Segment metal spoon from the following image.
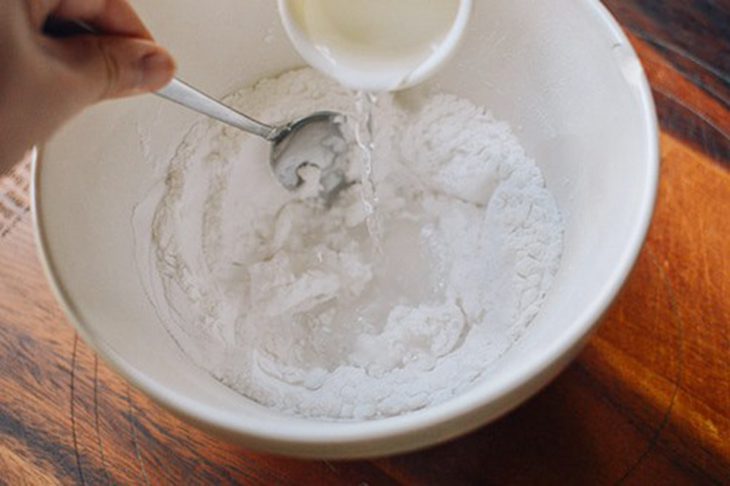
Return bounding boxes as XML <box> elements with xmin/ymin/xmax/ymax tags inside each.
<box><xmin>43</xmin><ymin>18</ymin><xmax>349</xmax><ymax>198</ymax></box>
<box><xmin>158</xmin><ymin>80</ymin><xmax>349</xmax><ymax>197</ymax></box>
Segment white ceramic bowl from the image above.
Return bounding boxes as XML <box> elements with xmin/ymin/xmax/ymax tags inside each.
<box><xmin>34</xmin><ymin>0</ymin><xmax>658</xmax><ymax>458</ymax></box>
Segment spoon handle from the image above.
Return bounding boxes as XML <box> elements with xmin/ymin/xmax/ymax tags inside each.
<box><xmin>157</xmin><ymin>79</ymin><xmax>278</xmax><ymax>140</ymax></box>
<box><xmin>43</xmin><ymin>17</ymin><xmax>279</xmax><ymax>141</ymax></box>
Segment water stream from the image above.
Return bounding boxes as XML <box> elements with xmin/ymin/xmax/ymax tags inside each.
<box><xmin>354</xmin><ymin>91</ymin><xmax>383</xmax><ymax>253</ymax></box>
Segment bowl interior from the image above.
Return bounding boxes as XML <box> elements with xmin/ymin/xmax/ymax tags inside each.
<box><xmin>36</xmin><ymin>0</ymin><xmax>656</xmax><ymax>456</ymax></box>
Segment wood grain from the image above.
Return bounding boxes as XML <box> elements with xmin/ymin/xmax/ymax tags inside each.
<box><xmin>1</xmin><ymin>1</ymin><xmax>729</xmax><ymax>484</ymax></box>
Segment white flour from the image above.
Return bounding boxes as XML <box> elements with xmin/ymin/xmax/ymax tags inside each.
<box><xmin>137</xmin><ymin>68</ymin><xmax>563</xmax><ymax>420</ymax></box>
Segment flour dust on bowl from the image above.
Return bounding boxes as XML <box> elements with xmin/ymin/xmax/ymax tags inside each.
<box><xmin>34</xmin><ymin>0</ymin><xmax>658</xmax><ymax>458</ymax></box>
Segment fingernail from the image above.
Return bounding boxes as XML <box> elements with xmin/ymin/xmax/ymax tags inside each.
<box><xmin>140</xmin><ymin>51</ymin><xmax>175</xmax><ymax>90</ymax></box>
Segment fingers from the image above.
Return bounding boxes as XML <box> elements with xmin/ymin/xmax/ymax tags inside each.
<box><xmin>33</xmin><ymin>0</ymin><xmax>173</xmax><ymax>100</ymax></box>
<box><xmin>27</xmin><ymin>0</ymin><xmax>151</xmax><ymax>39</ymax></box>
<box><xmin>52</xmin><ymin>35</ymin><xmax>175</xmax><ymax>102</ymax></box>
<box><xmin>30</xmin><ymin>0</ymin><xmax>175</xmax><ymax>104</ymax></box>
<box><xmin>53</xmin><ymin>0</ymin><xmax>152</xmax><ymax>38</ymax></box>
<box><xmin>25</xmin><ymin>0</ymin><xmax>62</xmax><ymax>29</ymax></box>
<box><xmin>2</xmin><ymin>0</ymin><xmax>171</xmax><ymax>168</ymax></box>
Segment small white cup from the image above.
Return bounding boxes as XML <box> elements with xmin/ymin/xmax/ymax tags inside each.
<box><xmin>278</xmin><ymin>0</ymin><xmax>473</xmax><ymax>92</ymax></box>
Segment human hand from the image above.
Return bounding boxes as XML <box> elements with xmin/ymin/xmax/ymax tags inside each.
<box><xmin>0</xmin><ymin>0</ymin><xmax>176</xmax><ymax>172</ymax></box>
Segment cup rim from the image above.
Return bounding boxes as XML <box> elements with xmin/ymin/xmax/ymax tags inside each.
<box><xmin>32</xmin><ymin>0</ymin><xmax>659</xmax><ymax>458</ymax></box>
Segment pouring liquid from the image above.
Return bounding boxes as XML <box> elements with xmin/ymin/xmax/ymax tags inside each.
<box><xmin>353</xmin><ymin>91</ymin><xmax>383</xmax><ymax>254</ymax></box>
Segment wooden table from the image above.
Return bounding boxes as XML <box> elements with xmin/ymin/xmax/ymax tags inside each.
<box><xmin>1</xmin><ymin>1</ymin><xmax>728</xmax><ymax>484</ymax></box>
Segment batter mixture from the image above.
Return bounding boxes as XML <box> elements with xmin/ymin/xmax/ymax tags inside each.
<box><xmin>136</xmin><ymin>68</ymin><xmax>563</xmax><ymax>419</ymax></box>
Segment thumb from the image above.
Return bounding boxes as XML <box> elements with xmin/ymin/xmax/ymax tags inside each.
<box><xmin>55</xmin><ymin>36</ymin><xmax>176</xmax><ymax>102</ymax></box>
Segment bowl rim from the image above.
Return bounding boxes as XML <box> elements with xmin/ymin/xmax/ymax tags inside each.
<box><xmin>32</xmin><ymin>0</ymin><xmax>659</xmax><ymax>457</ymax></box>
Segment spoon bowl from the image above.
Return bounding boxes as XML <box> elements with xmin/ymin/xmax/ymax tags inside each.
<box><xmin>270</xmin><ymin>111</ymin><xmax>350</xmax><ymax>195</ymax></box>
